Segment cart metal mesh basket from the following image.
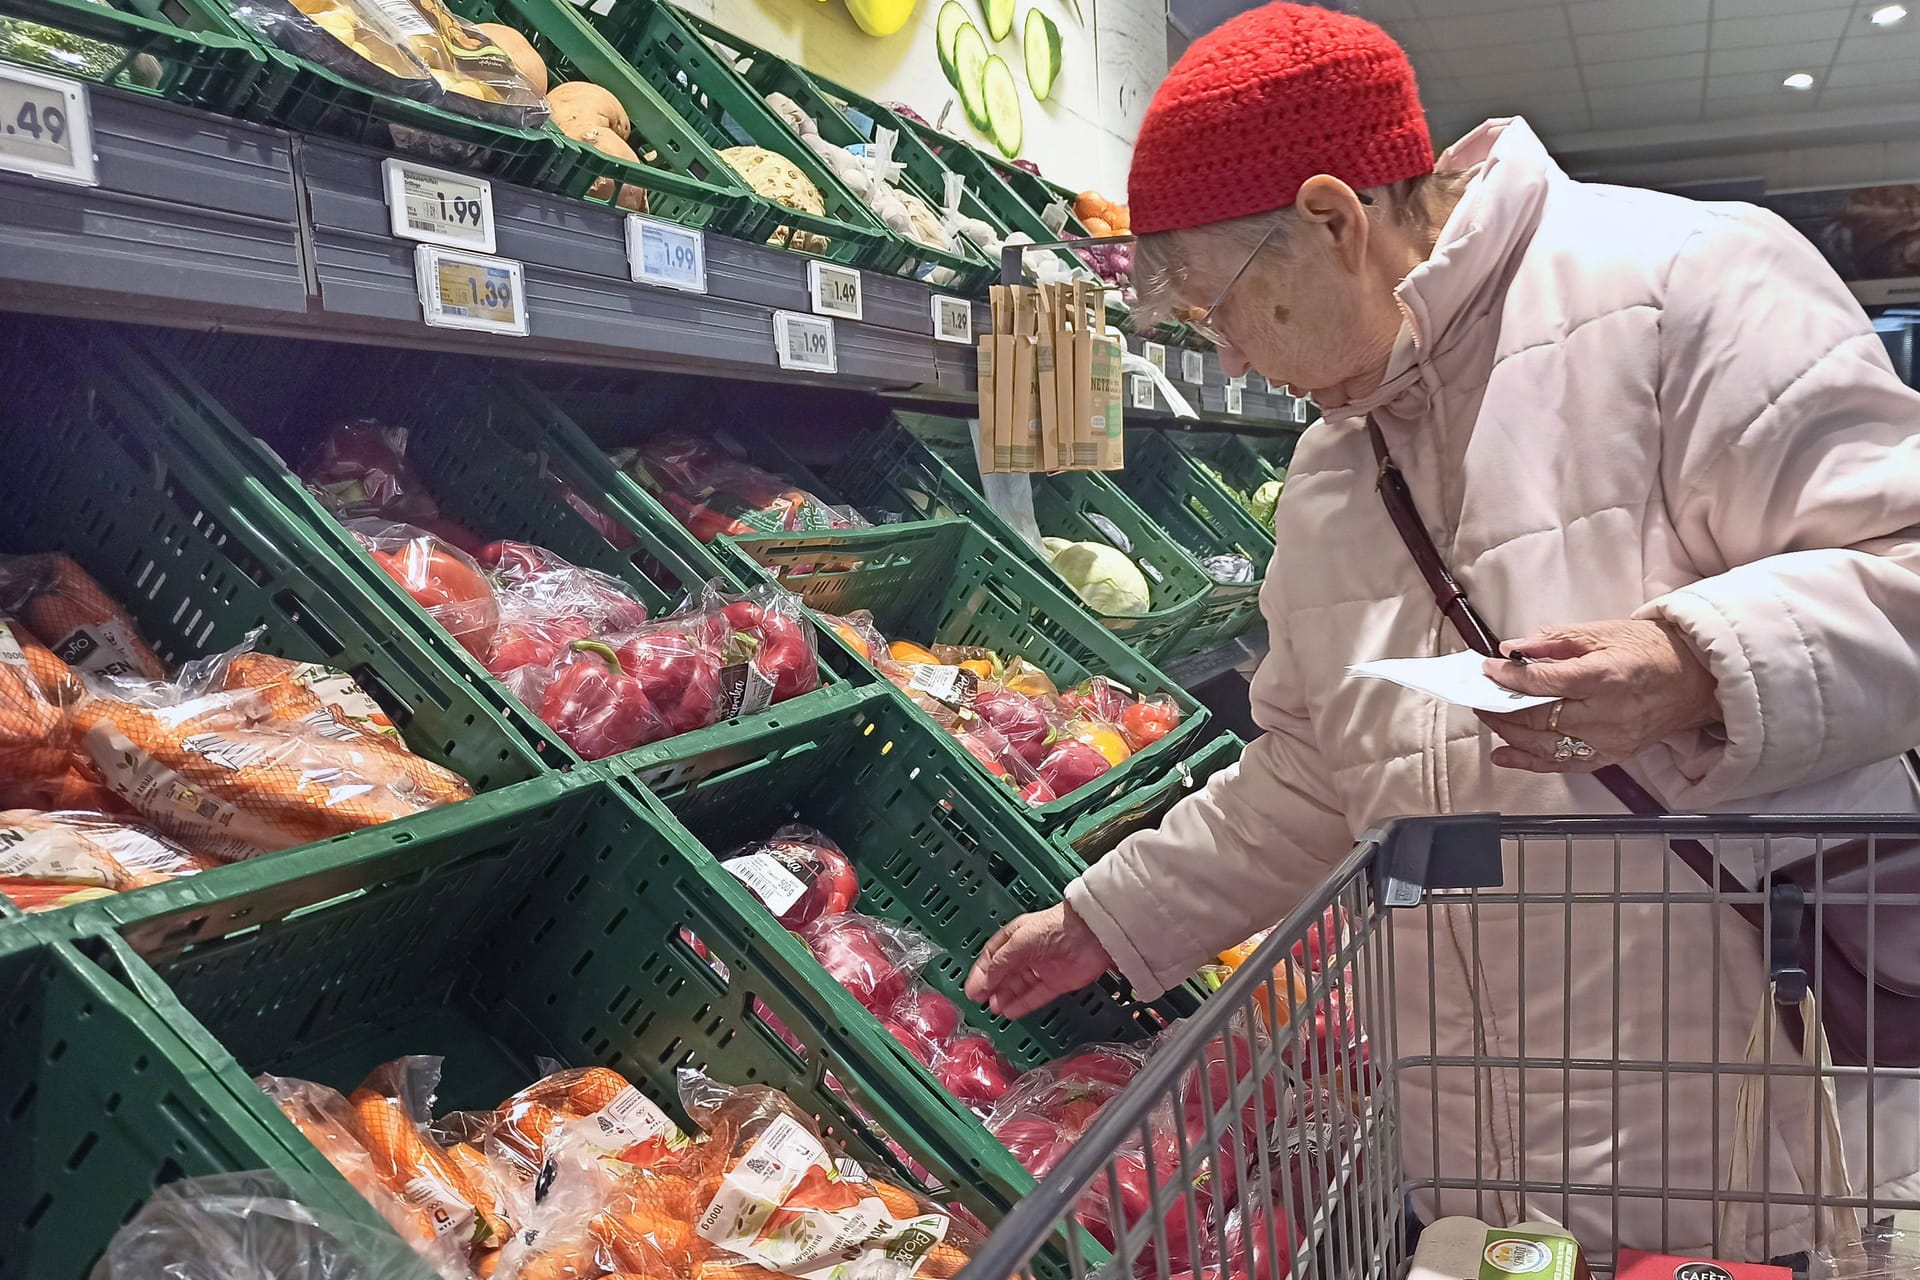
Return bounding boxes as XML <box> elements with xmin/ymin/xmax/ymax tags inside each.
<box><xmin>961</xmin><ymin>813</ymin><xmax>1920</xmax><ymax>1280</ymax></box>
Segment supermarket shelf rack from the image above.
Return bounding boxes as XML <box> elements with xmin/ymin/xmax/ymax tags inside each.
<box><xmin>0</xmin><ymin>80</ymin><xmax>1311</xmax><ymax>429</ymax></box>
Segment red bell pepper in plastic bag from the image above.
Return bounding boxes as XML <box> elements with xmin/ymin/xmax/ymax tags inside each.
<box><xmin>539</xmin><ymin>640</ymin><xmax>667</xmax><ymax>760</ymax></box>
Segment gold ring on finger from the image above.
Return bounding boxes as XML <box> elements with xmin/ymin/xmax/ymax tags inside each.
<box><xmin>1547</xmin><ymin>702</ymin><xmax>1564</xmax><ymax>733</ymax></box>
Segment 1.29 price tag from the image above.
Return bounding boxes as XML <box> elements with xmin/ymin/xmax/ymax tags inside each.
<box><xmin>932</xmin><ymin>295</ymin><xmax>972</xmax><ymax>344</ymax></box>
<box><xmin>382</xmin><ymin>159</ymin><xmax>493</xmax><ymax>252</ymax></box>
<box><xmin>1180</xmin><ymin>349</ymin><xmax>1204</xmax><ymax>384</ymax></box>
<box><xmin>774</xmin><ymin>310</ymin><xmax>836</xmax><ymax>373</ymax></box>
<box><xmin>0</xmin><ymin>65</ymin><xmax>94</xmax><ymax>186</ymax></box>
<box><xmin>627</xmin><ymin>214</ymin><xmax>706</xmax><ymax>293</ymax></box>
<box><xmin>807</xmin><ymin>261</ymin><xmax>863</xmax><ymax>321</ymax></box>
<box><xmin>415</xmin><ymin>246</ymin><xmax>528</xmax><ymax>336</ymax></box>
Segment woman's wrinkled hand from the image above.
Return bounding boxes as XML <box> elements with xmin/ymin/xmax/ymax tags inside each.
<box><xmin>1478</xmin><ymin>620</ymin><xmax>1720</xmax><ymax>773</ymax></box>
<box><xmin>965</xmin><ymin>902</ymin><xmax>1115</xmax><ymax>1020</ymax></box>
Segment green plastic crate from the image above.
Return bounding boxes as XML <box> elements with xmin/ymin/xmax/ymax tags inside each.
<box><xmin>89</xmin><ymin>772</ymin><xmax>1081</xmax><ymax>1239</ymax></box>
<box><xmin>0</xmin><ymin>322</ymin><xmax>550</xmax><ymax>923</ymax></box>
<box><xmin>1245</xmin><ymin>426</ymin><xmax>1306</xmax><ymax>475</ymax></box>
<box><xmin>424</xmin><ymin>0</ymin><xmax>760</xmax><ymax>231</ymax></box>
<box><xmin>827</xmin><ymin>416</ymin><xmax>1209</xmax><ymax>663</ymax></box>
<box><xmin>679</xmin><ymin>16</ymin><xmax>994</xmax><ymax>293</ymax></box>
<box><xmin>611</xmin><ymin>689</ymin><xmax>1199</xmax><ymax>1159</ymax></box>
<box><xmin>510</xmin><ymin>0</ymin><xmax>892</xmax><ymax>267</ymax></box>
<box><xmin>1173</xmin><ymin>428</ymin><xmax>1284</xmax><ymax>503</ymax></box>
<box><xmin>729</xmin><ymin>518</ymin><xmax>1211</xmax><ymax>831</ymax></box>
<box><xmin>1113</xmin><ymin>429</ymin><xmax>1271</xmax><ymax>657</ymax></box>
<box><xmin>1055</xmin><ymin>730</ymin><xmax>1243</xmax><ymax>869</ymax></box>
<box><xmin>0</xmin><ymin>928</ymin><xmax>427</xmax><ymax>1280</ymax></box>
<box><xmin>0</xmin><ymin>0</ymin><xmax>264</xmax><ymax>113</ymax></box>
<box><xmin>130</xmin><ymin>330</ymin><xmax>852</xmax><ymax>777</ymax></box>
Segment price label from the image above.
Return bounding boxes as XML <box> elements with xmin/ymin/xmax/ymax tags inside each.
<box><xmin>1225</xmin><ymin>382</ymin><xmax>1244</xmax><ymax>416</ymax></box>
<box><xmin>1180</xmin><ymin>350</ymin><xmax>1204</xmax><ymax>384</ymax></box>
<box><xmin>1143</xmin><ymin>342</ymin><xmax>1166</xmax><ymax>376</ymax></box>
<box><xmin>774</xmin><ymin>310</ymin><xmax>837</xmax><ymax>373</ymax></box>
<box><xmin>932</xmin><ymin>295</ymin><xmax>973</xmax><ymax>344</ymax></box>
<box><xmin>0</xmin><ymin>65</ymin><xmax>94</xmax><ymax>186</ymax></box>
<box><xmin>1131</xmin><ymin>375</ymin><xmax>1156</xmax><ymax>411</ymax></box>
<box><xmin>415</xmin><ymin>247</ymin><xmax>528</xmax><ymax>336</ymax></box>
<box><xmin>382</xmin><ymin>159</ymin><xmax>493</xmax><ymax>252</ymax></box>
<box><xmin>627</xmin><ymin>214</ymin><xmax>707</xmax><ymax>293</ymax></box>
<box><xmin>807</xmin><ymin>261</ymin><xmax>863</xmax><ymax>320</ymax></box>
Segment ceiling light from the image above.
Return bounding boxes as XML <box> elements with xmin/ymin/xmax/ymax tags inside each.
<box><xmin>1871</xmin><ymin>3</ymin><xmax>1908</xmax><ymax>26</ymax></box>
<box><xmin>1783</xmin><ymin>71</ymin><xmax>1816</xmax><ymax>89</ymax></box>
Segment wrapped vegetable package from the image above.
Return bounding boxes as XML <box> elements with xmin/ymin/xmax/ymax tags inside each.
<box><xmin>0</xmin><ymin>809</ymin><xmax>214</xmax><ymax>913</ymax></box>
<box><xmin>72</xmin><ymin>632</ymin><xmax>473</xmax><ymax>861</ymax></box>
<box><xmin>615</xmin><ymin>434</ymin><xmax>864</xmax><ymax>545</ymax></box>
<box><xmin>0</xmin><ymin>552</ymin><xmax>166</xmax><ymax>680</ymax></box>
<box><xmin>302</xmin><ymin>421</ymin><xmax>485</xmax><ymax>554</ymax></box>
<box><xmin>352</xmin><ymin>521</ymin><xmax>501</xmax><ymax>660</ymax></box>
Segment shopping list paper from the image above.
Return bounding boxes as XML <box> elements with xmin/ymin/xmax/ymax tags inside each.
<box><xmin>1346</xmin><ymin>650</ymin><xmax>1561</xmax><ymax>714</ymax></box>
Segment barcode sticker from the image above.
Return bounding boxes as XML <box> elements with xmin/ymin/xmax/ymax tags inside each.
<box><xmin>723</xmin><ymin>853</ymin><xmax>809</xmax><ymax>918</ymax></box>
<box><xmin>578</xmin><ymin>1086</ymin><xmax>677</xmax><ymax>1152</ymax></box>
<box><xmin>402</xmin><ymin>1175</ymin><xmax>472</xmax><ymax>1239</ymax></box>
<box><xmin>907</xmin><ymin>663</ymin><xmax>977</xmax><ymax>706</ymax></box>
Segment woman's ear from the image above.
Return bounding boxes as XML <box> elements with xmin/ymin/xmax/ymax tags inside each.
<box><xmin>1294</xmin><ymin>174</ymin><xmax>1370</xmax><ymax>274</ymax></box>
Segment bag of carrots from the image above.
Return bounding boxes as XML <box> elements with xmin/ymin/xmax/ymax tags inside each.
<box><xmin>0</xmin><ymin>809</ymin><xmax>215</xmax><ymax>913</ymax></box>
<box><xmin>71</xmin><ymin>630</ymin><xmax>472</xmax><ymax>861</ymax></box>
<box><xmin>0</xmin><ymin>553</ymin><xmax>166</xmax><ymax>681</ymax></box>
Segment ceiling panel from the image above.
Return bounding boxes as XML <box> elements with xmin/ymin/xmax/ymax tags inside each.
<box><xmin>1579</xmin><ymin>51</ymin><xmax>1706</xmax><ymax>88</ymax></box>
<box><xmin>1710</xmin><ymin>9</ymin><xmax>1857</xmax><ymax>48</ymax></box>
<box><xmin>1422</xmin><ymin>4</ymin><xmax>1569</xmax><ymax>48</ymax></box>
<box><xmin>1578</xmin><ymin>23</ymin><xmax>1709</xmax><ymax>63</ymax></box>
<box><xmin>1708</xmin><ymin>41</ymin><xmax>1840</xmax><ymax>75</ymax></box>
<box><xmin>1566</xmin><ymin>0</ymin><xmax>1708</xmax><ymax>36</ymax></box>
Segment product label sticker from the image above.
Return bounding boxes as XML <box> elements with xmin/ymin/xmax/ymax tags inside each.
<box><xmin>50</xmin><ymin>621</ymin><xmax>143</xmax><ymax>678</ymax></box>
<box><xmin>0</xmin><ymin>621</ymin><xmax>28</xmax><ymax>669</ymax></box>
<box><xmin>577</xmin><ymin>1086</ymin><xmax>678</xmax><ymax>1152</ymax></box>
<box><xmin>1478</xmin><ymin>1228</ymin><xmax>1578</xmax><ymax>1280</ymax></box>
<box><xmin>0</xmin><ymin>823</ymin><xmax>82</xmax><ymax>880</ymax></box>
<box><xmin>401</xmin><ymin>1174</ymin><xmax>473</xmax><ymax>1239</ymax></box>
<box><xmin>84</xmin><ymin>724</ymin><xmax>254</xmax><ymax>861</ymax></box>
<box><xmin>907</xmin><ymin>663</ymin><xmax>978</xmax><ymax>706</ymax></box>
<box><xmin>723</xmin><ymin>853</ymin><xmax>810</xmax><ymax>918</ymax></box>
<box><xmin>181</xmin><ymin>731</ymin><xmax>269</xmax><ymax>771</ymax></box>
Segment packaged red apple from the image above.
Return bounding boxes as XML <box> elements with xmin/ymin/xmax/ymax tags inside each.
<box><xmin>615</xmin><ymin>432</ymin><xmax>865</xmax><ymax>544</ymax></box>
<box><xmin>301</xmin><ymin>421</ymin><xmax>484</xmax><ymax>555</ymax></box>
<box><xmin>799</xmin><ymin>912</ymin><xmax>938</xmax><ymax>1014</ymax></box>
<box><xmin>347</xmin><ymin>520</ymin><xmax>500</xmax><ymax>660</ymax></box>
<box><xmin>721</xmin><ymin>824</ymin><xmax>859</xmax><ymax>928</ymax></box>
<box><xmin>676</xmin><ymin>1069</ymin><xmax>978</xmax><ymax>1280</ymax></box>
<box><xmin>924</xmin><ymin>1033</ymin><xmax>1017</xmax><ymax>1115</ymax></box>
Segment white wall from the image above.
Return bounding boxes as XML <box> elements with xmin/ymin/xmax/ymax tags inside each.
<box><xmin>668</xmin><ymin>0</ymin><xmax>1167</xmax><ymax>193</ymax></box>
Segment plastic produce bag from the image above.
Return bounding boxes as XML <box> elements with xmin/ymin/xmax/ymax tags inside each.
<box><xmin>1200</xmin><ymin>553</ymin><xmax>1256</xmax><ymax>585</ymax></box>
<box><xmin>72</xmin><ymin>630</ymin><xmax>472</xmax><ymax>860</ymax></box>
<box><xmin>349</xmin><ymin>521</ymin><xmax>501</xmax><ymax>660</ymax></box>
<box><xmin>1817</xmin><ymin>1229</ymin><xmax>1920</xmax><ymax>1279</ymax></box>
<box><xmin>799</xmin><ymin>912</ymin><xmax>938</xmax><ymax>1014</ymax></box>
<box><xmin>720</xmin><ymin>825</ymin><xmax>858</xmax><ymax>929</ymax></box>
<box><xmin>0</xmin><ymin>809</ymin><xmax>214</xmax><ymax>913</ymax></box>
<box><xmin>91</xmin><ymin>1171</ymin><xmax>440</xmax><ymax>1280</ymax></box>
<box><xmin>0</xmin><ymin>552</ymin><xmax>166</xmax><ymax>680</ymax></box>
<box><xmin>476</xmin><ymin>539</ymin><xmax>649</xmax><ymax>701</ymax></box>
<box><xmin>348</xmin><ymin>1057</ymin><xmax>515</xmax><ymax>1257</ymax></box>
<box><xmin>490</xmin><ymin>1064</ymin><xmax>684</xmax><ymax>1182</ymax></box>
<box><xmin>615</xmin><ymin>434</ymin><xmax>865</xmax><ymax>543</ymax></box>
<box><xmin>302</xmin><ymin>422</ymin><xmax>485</xmax><ymax>555</ymax></box>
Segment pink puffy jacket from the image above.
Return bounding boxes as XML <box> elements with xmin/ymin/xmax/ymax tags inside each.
<box><xmin>1070</xmin><ymin>118</ymin><xmax>1920</xmax><ymax>1259</ymax></box>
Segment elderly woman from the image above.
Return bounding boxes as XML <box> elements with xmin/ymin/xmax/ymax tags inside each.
<box><xmin>966</xmin><ymin>1</ymin><xmax>1920</xmax><ymax>1263</ymax></box>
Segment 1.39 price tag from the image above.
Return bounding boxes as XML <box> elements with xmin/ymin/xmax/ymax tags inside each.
<box><xmin>774</xmin><ymin>310</ymin><xmax>836</xmax><ymax>373</ymax></box>
<box><xmin>382</xmin><ymin>159</ymin><xmax>493</xmax><ymax>252</ymax></box>
<box><xmin>807</xmin><ymin>261</ymin><xmax>863</xmax><ymax>321</ymax></box>
<box><xmin>627</xmin><ymin>214</ymin><xmax>707</xmax><ymax>293</ymax></box>
<box><xmin>415</xmin><ymin>246</ymin><xmax>528</xmax><ymax>336</ymax></box>
<box><xmin>0</xmin><ymin>65</ymin><xmax>94</xmax><ymax>186</ymax></box>
<box><xmin>1180</xmin><ymin>349</ymin><xmax>1204</xmax><ymax>384</ymax></box>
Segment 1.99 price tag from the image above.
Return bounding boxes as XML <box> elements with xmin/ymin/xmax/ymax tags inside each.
<box><xmin>774</xmin><ymin>310</ymin><xmax>836</xmax><ymax>373</ymax></box>
<box><xmin>382</xmin><ymin>159</ymin><xmax>494</xmax><ymax>252</ymax></box>
<box><xmin>415</xmin><ymin>246</ymin><xmax>528</xmax><ymax>336</ymax></box>
<box><xmin>0</xmin><ymin>65</ymin><xmax>94</xmax><ymax>186</ymax></box>
<box><xmin>627</xmin><ymin>214</ymin><xmax>707</xmax><ymax>293</ymax></box>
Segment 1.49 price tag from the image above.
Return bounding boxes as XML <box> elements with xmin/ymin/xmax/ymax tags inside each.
<box><xmin>807</xmin><ymin>261</ymin><xmax>863</xmax><ymax>320</ymax></box>
<box><xmin>415</xmin><ymin>246</ymin><xmax>528</xmax><ymax>336</ymax></box>
<box><xmin>0</xmin><ymin>65</ymin><xmax>94</xmax><ymax>186</ymax></box>
<box><xmin>774</xmin><ymin>310</ymin><xmax>836</xmax><ymax>373</ymax></box>
<box><xmin>382</xmin><ymin>159</ymin><xmax>493</xmax><ymax>252</ymax></box>
<box><xmin>627</xmin><ymin>214</ymin><xmax>707</xmax><ymax>293</ymax></box>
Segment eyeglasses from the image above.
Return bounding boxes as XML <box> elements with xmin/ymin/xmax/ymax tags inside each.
<box><xmin>1174</xmin><ymin>191</ymin><xmax>1372</xmax><ymax>347</ymax></box>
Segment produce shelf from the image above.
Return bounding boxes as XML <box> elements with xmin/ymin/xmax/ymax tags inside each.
<box><xmin>729</xmin><ymin>517</ymin><xmax>1211</xmax><ymax>832</ymax></box>
<box><xmin>1114</xmin><ymin>428</ymin><xmax>1271</xmax><ymax>659</ymax></box>
<box><xmin>130</xmin><ymin>327</ymin><xmax>860</xmax><ymax>778</ymax></box>
<box><xmin>0</xmin><ymin>929</ymin><xmax>426</xmax><ymax>1279</ymax></box>
<box><xmin>64</xmin><ymin>774</ymin><xmax>1079</xmax><ymax>1247</ymax></box>
<box><xmin>0</xmin><ymin>318</ymin><xmax>552</xmax><ymax>928</ymax></box>
<box><xmin>610</xmin><ymin>690</ymin><xmax>1201</xmax><ymax>1191</ymax></box>
<box><xmin>828</xmin><ymin>415</ymin><xmax>1211</xmax><ymax>663</ymax></box>
<box><xmin>0</xmin><ymin>0</ymin><xmax>265</xmax><ymax>112</ymax></box>
<box><xmin>1055</xmin><ymin>730</ymin><xmax>1244</xmax><ymax>869</ymax></box>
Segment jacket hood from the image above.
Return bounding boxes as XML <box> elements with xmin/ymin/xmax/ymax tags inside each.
<box><xmin>1323</xmin><ymin>116</ymin><xmax>1563</xmax><ymax>420</ymax></box>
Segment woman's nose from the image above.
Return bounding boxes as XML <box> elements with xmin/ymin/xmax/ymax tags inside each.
<box><xmin>1217</xmin><ymin>342</ymin><xmax>1253</xmax><ymax>379</ymax></box>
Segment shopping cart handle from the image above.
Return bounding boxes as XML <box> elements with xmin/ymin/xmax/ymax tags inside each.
<box><xmin>1769</xmin><ymin>880</ymin><xmax>1809</xmax><ymax>1006</ymax></box>
<box><xmin>1373</xmin><ymin>812</ymin><xmax>1504</xmax><ymax>907</ymax></box>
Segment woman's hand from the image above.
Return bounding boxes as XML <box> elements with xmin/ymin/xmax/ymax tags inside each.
<box><xmin>1478</xmin><ymin>620</ymin><xmax>1720</xmax><ymax>773</ymax></box>
<box><xmin>965</xmin><ymin>902</ymin><xmax>1115</xmax><ymax>1020</ymax></box>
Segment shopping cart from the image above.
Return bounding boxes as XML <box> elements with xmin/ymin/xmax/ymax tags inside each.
<box><xmin>960</xmin><ymin>813</ymin><xmax>1920</xmax><ymax>1280</ymax></box>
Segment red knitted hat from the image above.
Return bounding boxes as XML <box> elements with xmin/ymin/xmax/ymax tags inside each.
<box><xmin>1129</xmin><ymin>2</ymin><xmax>1433</xmax><ymax>235</ymax></box>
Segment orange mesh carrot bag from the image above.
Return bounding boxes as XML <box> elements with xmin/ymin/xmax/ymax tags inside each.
<box><xmin>0</xmin><ymin>553</ymin><xmax>165</xmax><ymax>680</ymax></box>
